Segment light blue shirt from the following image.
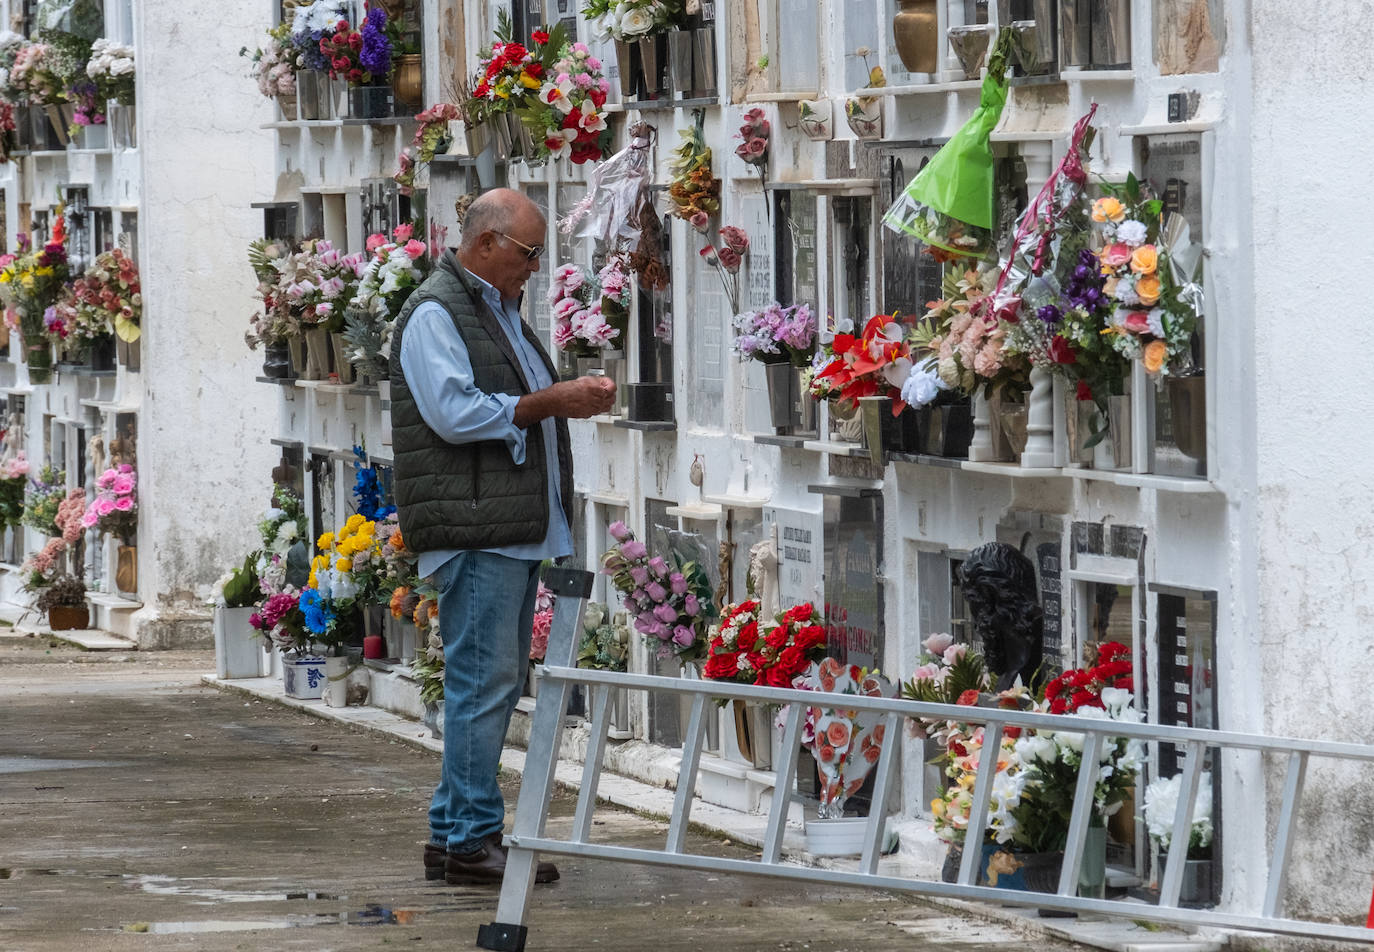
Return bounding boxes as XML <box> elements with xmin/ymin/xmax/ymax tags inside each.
<box><xmin>399</xmin><ymin>269</ymin><xmax>572</xmax><ymax>579</ymax></box>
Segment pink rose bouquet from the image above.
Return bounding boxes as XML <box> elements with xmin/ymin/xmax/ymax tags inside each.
<box><xmin>600</xmin><ymin>521</ymin><xmax>716</xmax><ymax>665</ymax></box>
<box><xmin>548</xmin><ymin>262</ymin><xmax>620</xmax><ymax>357</ymax></box>
<box><xmin>81</xmin><ymin>465</ymin><xmax>137</xmax><ymax>541</ymax></box>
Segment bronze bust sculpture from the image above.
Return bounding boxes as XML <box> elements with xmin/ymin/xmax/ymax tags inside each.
<box><xmin>958</xmin><ymin>542</ymin><xmax>1045</xmax><ymax>691</ymax></box>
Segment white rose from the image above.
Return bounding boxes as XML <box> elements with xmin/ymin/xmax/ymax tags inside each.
<box><xmin>619</xmin><ymin>7</ymin><xmax>655</xmax><ymax>35</ymax></box>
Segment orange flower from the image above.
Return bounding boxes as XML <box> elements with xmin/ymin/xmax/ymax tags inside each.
<box><xmin>1130</xmin><ymin>244</ymin><xmax>1158</xmax><ymax>275</ymax></box>
<box><xmin>1135</xmin><ymin>274</ymin><xmax>1161</xmax><ymax>305</ymax></box>
<box><xmin>1092</xmin><ymin>197</ymin><xmax>1126</xmax><ymax>223</ymax></box>
<box><xmin>1143</xmin><ymin>340</ymin><xmax>1168</xmax><ymax>374</ymax></box>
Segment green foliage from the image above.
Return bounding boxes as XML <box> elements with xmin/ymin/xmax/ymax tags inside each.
<box><xmin>221</xmin><ymin>553</ymin><xmax>261</xmax><ymax>609</ymax></box>
<box><xmin>21</xmin><ymin>466</ymin><xmax>66</xmax><ymax>536</ymax></box>
<box><xmin>577</xmin><ymin>604</ymin><xmax>628</xmax><ymax>672</ymax></box>
<box><xmin>900</xmin><ymin>650</ymin><xmax>990</xmax><ymax>706</ymax></box>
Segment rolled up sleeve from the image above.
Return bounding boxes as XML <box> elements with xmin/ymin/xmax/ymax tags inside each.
<box><xmin>399</xmin><ymin>302</ymin><xmax>529</xmax><ymax>464</ymax></box>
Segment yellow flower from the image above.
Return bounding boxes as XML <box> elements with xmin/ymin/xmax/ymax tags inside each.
<box><xmin>1130</xmin><ymin>244</ymin><xmax>1158</xmax><ymax>275</ymax></box>
<box><xmin>317</xmin><ymin>531</ymin><xmax>335</xmax><ymax>550</ymax></box>
<box><xmin>34</xmin><ymin>266</ymin><xmax>52</xmax><ymax>277</ymax></box>
<box><xmin>20</xmin><ymin>274</ymin><xmax>34</xmax><ymax>290</ymax></box>
<box><xmin>345</xmin><ymin>514</ymin><xmax>364</xmax><ymax>531</ymax></box>
<box><xmin>1143</xmin><ymin>339</ymin><xmax>1168</xmax><ymax>374</ymax></box>
<box><xmin>335</xmin><ymin>557</ymin><xmax>352</xmax><ymax>572</ymax></box>
<box><xmin>931</xmin><ymin>797</ymin><xmax>947</xmax><ymax>819</ymax></box>
<box><xmin>518</xmin><ymin>70</ymin><xmax>541</xmax><ymax>89</ymax></box>
<box><xmin>1092</xmin><ymin>196</ymin><xmax>1126</xmax><ymax>223</ymax></box>
<box><xmin>0</xmin><ymin>271</ymin><xmax>12</xmax><ymax>284</ymax></box>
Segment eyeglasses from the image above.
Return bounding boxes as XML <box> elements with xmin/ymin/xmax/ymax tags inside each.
<box><xmin>496</xmin><ymin>232</ymin><xmax>546</xmax><ymax>261</ymax></box>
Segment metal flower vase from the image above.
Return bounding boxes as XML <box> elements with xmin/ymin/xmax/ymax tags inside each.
<box><xmin>764</xmin><ymin>360</ymin><xmax>801</xmax><ymax>433</ymax></box>
<box><xmin>892</xmin><ymin>0</ymin><xmax>940</xmax><ymax>74</ymax></box>
<box><xmin>302</xmin><ymin>326</ymin><xmax>331</xmax><ymax>380</ymax></box>
<box><xmin>637</xmin><ymin>35</ymin><xmax>669</xmax><ymax>99</ymax></box>
<box><xmin>613</xmin><ymin>40</ymin><xmax>640</xmax><ymax>99</ymax></box>
<box><xmin>1166</xmin><ymin>371</ymin><xmax>1206</xmax><ymax>462</ymax></box>
<box><xmin>329</xmin><ymin>332</ymin><xmax>355</xmax><ymax>384</ymax></box>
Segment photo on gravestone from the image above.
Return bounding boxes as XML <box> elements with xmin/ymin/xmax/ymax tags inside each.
<box><xmin>1150</xmin><ymin>587</ymin><xmax>1221</xmax><ymax>906</ymax></box>
<box><xmin>308</xmin><ymin>451</ymin><xmax>335</xmax><ymax>558</ymax></box>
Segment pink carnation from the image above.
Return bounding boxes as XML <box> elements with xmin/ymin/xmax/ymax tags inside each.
<box><xmin>113</xmin><ymin>496</ymin><xmax>134</xmax><ymax>512</ymax></box>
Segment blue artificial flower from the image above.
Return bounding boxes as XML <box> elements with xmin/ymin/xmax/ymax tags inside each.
<box><xmin>300</xmin><ymin>588</ymin><xmax>336</xmax><ymax>636</ymax></box>
<box><xmin>351</xmin><ymin>444</ymin><xmax>396</xmax><ymax>521</ymax></box>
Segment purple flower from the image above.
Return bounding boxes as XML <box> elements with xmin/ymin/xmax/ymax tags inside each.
<box><xmin>629</xmin><ymin>565</ymin><xmax>649</xmax><ymax>588</ymax></box>
<box><xmin>359</xmin><ymin>7</ymin><xmax>392</xmax><ymax>78</ymax></box>
<box><xmin>684</xmin><ymin>594</ymin><xmax>700</xmax><ymax>616</ymax></box>
<box><xmin>1036</xmin><ymin>304</ymin><xmax>1062</xmax><ymax>325</ymax></box>
<box><xmin>649</xmin><ymin>621</ymin><xmax>669</xmax><ymax>639</ymax></box>
<box><xmin>646</xmin><ymin>582</ymin><xmax>668</xmax><ymax>603</ymax></box>
<box><xmin>648</xmin><ymin>556</ymin><xmax>668</xmax><ymax>577</ymax></box>
<box><xmin>672</xmin><ymin>625</ymin><xmax>695</xmax><ymax>647</ymax></box>
<box><xmin>623</xmin><ymin>597</ymin><xmax>639</xmax><ymax>614</ymax></box>
<box><xmin>669</xmin><ymin>572</ymin><xmax>687</xmax><ymax>595</ymax></box>
<box><xmin>621</xmin><ymin>540</ymin><xmax>647</xmax><ymax>560</ymax></box>
<box><xmin>634</xmin><ymin>615</ymin><xmax>655</xmax><ymax>634</ymax></box>
<box><xmin>653</xmin><ymin>603</ymin><xmax>677</xmax><ymax>624</ymax></box>
<box><xmin>609</xmin><ymin>520</ymin><xmax>632</xmax><ymax>542</ymax></box>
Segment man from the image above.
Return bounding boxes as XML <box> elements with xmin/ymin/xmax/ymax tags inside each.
<box><xmin>389</xmin><ymin>189</ymin><xmax>615</xmax><ymax>886</ymax></box>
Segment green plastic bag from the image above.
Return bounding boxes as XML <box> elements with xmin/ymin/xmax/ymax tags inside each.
<box><xmin>883</xmin><ymin>27</ymin><xmax>1014</xmax><ymax>259</ymax></box>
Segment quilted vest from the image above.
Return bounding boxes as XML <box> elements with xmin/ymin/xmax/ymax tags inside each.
<box><xmin>388</xmin><ymin>251</ymin><xmax>573</xmax><ymax>554</ymax></box>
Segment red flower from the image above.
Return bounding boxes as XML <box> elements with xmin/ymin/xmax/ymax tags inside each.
<box><xmin>1070</xmin><ymin>689</ymin><xmax>1101</xmax><ymax>710</ymax></box>
<box><xmin>1044</xmin><ymin>676</ymin><xmax>1064</xmax><ymax>699</ymax></box>
<box><xmin>1075</xmin><ymin>380</ymin><xmax>1093</xmax><ymax>402</ymax></box>
<box><xmin>1049</xmin><ymin>697</ymin><xmax>1068</xmax><ymax>714</ymax></box>
<box><xmin>589</xmin><ymin>87</ymin><xmax>607</xmax><ymax>108</ymax></box>
<box><xmin>1048</xmin><ymin>335</ymin><xmax>1077</xmax><ymax>365</ymax></box>
<box><xmin>348</xmin><ymin>32</ymin><xmax>363</xmax><ymax>51</ymax></box>
<box><xmin>525</xmin><ymin>62</ymin><xmax>544</xmax><ymax>79</ymax></box>
<box><xmin>531</xmin><ymin>30</ymin><xmax>549</xmax><ymax>44</ymax></box>
<box><xmin>956</xmin><ymin>689</ymin><xmax>980</xmax><ymax>706</ymax></box>
<box><xmin>763</xmin><ymin>625</ymin><xmax>788</xmax><ymax>650</ymax></box>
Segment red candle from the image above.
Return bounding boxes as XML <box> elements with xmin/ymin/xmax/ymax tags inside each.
<box><xmin>363</xmin><ymin>634</ymin><xmax>384</xmax><ymax>659</ymax></box>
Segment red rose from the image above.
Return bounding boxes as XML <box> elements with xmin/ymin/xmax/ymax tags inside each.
<box><xmin>348</xmin><ymin>32</ymin><xmax>363</xmax><ymax>51</ymax></box>
<box><xmin>1075</xmin><ymin>380</ymin><xmax>1093</xmax><ymax>401</ymax></box>
<box><xmin>956</xmin><ymin>689</ymin><xmax>980</xmax><ymax>706</ymax></box>
<box><xmin>764</xmin><ymin>666</ymin><xmax>793</xmax><ymax>688</ymax></box>
<box><xmin>526</xmin><ymin>62</ymin><xmax>543</xmax><ymax>78</ymax></box>
<box><xmin>1050</xmin><ymin>697</ymin><xmax>1068</xmax><ymax>714</ymax></box>
<box><xmin>1070</xmin><ymin>689</ymin><xmax>1101</xmax><ymax>710</ymax></box>
<box><xmin>1048</xmin><ymin>335</ymin><xmax>1077</xmax><ymax>364</ymax></box>
<box><xmin>1004</xmin><ymin>726</ymin><xmax>1022</xmax><ymax>740</ymax></box>
<box><xmin>703</xmin><ymin>652</ymin><xmax>737</xmax><ymax>681</ymax></box>
<box><xmin>531</xmin><ymin>30</ymin><xmax>549</xmax><ymax>44</ymax></box>
<box><xmin>777</xmin><ymin>644</ymin><xmax>805</xmax><ymax>674</ymax></box>
<box><xmin>336</xmin><ymin>19</ymin><xmax>349</xmax><ymax>31</ymax></box>
<box><xmin>1044</xmin><ymin>677</ymin><xmax>1064</xmax><ymax>699</ymax></box>
<box><xmin>764</xmin><ymin>625</ymin><xmax>788</xmax><ymax>650</ymax></box>
<box><xmin>347</xmin><ymin>68</ymin><xmax>363</xmax><ymax>82</ymax></box>
<box><xmin>561</xmin><ymin>107</ymin><xmax>583</xmax><ymax>130</ymax></box>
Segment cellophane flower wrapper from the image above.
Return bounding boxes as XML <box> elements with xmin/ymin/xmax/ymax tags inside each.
<box><xmin>881</xmin><ymin>27</ymin><xmax>1012</xmax><ymax>259</ymax></box>
<box><xmin>559</xmin><ymin>125</ymin><xmax>653</xmax><ymax>246</ymax></box>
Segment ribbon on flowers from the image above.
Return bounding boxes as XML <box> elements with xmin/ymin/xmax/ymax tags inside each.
<box><xmin>976</xmin><ymin>103</ymin><xmax>1099</xmax><ymax>327</ymax></box>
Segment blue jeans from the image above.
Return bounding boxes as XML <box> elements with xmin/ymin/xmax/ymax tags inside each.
<box><xmin>427</xmin><ymin>550</ymin><xmax>540</xmax><ymax>853</ymax></box>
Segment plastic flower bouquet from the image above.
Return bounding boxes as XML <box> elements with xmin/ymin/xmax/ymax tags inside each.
<box><xmin>812</xmin><ymin>314</ymin><xmax>915</xmax><ymax>413</ymax></box>
<box><xmin>342</xmin><ymin>224</ymin><xmax>429</xmax><ymax>379</ymax></box>
<box><xmin>318</xmin><ymin>6</ymin><xmax>398</xmax><ymax>85</ymax></box>
<box><xmin>290</xmin><ymin>0</ymin><xmax>348</xmax><ymax>73</ymax></box>
<box><xmin>0</xmin><ymin>451</ymin><xmax>29</xmax><ymax>530</ymax></box>
<box><xmin>70</xmin><ymin>248</ymin><xmax>141</xmax><ymax>345</ymax></box>
<box><xmin>81</xmin><ymin>464</ymin><xmax>137</xmax><ymax>541</ymax></box>
<box><xmin>467</xmin><ymin>12</ymin><xmax>557</xmax><ymax>127</ymax></box>
<box><xmin>393</xmin><ymin>102</ymin><xmax>460</xmax><ymax>195</ymax></box>
<box><xmin>254</xmin><ymin>485</ymin><xmax>308</xmax><ymax>598</ymax></box>
<box><xmin>704</xmin><ymin>600</ymin><xmax>828</xmax><ymax>688</ymax></box>
<box><xmin>0</xmin><ymin>220</ymin><xmax>71</xmax><ymax>382</ymax></box>
<box><xmin>530</xmin><ymin>581</ymin><xmax>554</xmax><ymax>661</ymax></box>
<box><xmin>1091</xmin><ymin>177</ymin><xmax>1204</xmax><ymax>379</ymax></box>
<box><xmin>20</xmin><ymin>465</ymin><xmax>65</xmax><ymax>536</ymax></box>
<box><xmin>582</xmin><ymin>0</ymin><xmax>685</xmax><ymax>42</ymax></box>
<box><xmin>734</xmin><ymin>107</ymin><xmax>769</xmax><ymax>182</ymax></box>
<box><xmin>85</xmin><ymin>37</ymin><xmax>135</xmax><ymax>105</ymax></box>
<box><xmin>548</xmin><ymin>263</ymin><xmax>620</xmax><ymax>357</ymax></box>
<box><xmin>520</xmin><ymin>39</ymin><xmax>610</xmax><ymax>164</ymax></box>
<box><xmin>250</xmin><ymin>588</ymin><xmax>310</xmax><ymax>655</ymax></box>
<box><xmin>908</xmin><ymin>264</ymin><xmax>1029</xmax><ymax>402</ymax></box>
<box><xmin>577</xmin><ymin>601</ymin><xmax>630</xmax><ymax>672</ymax></box>
<box><xmin>8</xmin><ymin>41</ymin><xmax>62</xmax><ymax>104</ymax></box>
<box><xmin>700</xmin><ymin>224</ymin><xmax>748</xmax><ymax>313</ymax></box>
<box><xmin>731</xmin><ymin>301</ymin><xmax>816</xmax><ymax>367</ymax></box>
<box><xmin>667</xmin><ymin>119</ymin><xmax>720</xmax><ymax>227</ymax></box>
<box><xmin>1142</xmin><ymin>771</ymin><xmax>1213</xmax><ymax>858</ymax></box>
<box><xmin>244</xmin><ymin>23</ymin><xmax>296</xmax><ymax>100</ymax></box>
<box><xmin>245</xmin><ymin>238</ymin><xmax>299</xmax><ymax>349</ymax></box>
<box><xmin>601</xmin><ymin>520</ymin><xmax>716</xmax><ymax>666</ymax></box>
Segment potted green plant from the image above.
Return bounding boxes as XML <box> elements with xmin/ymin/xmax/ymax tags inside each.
<box><xmin>211</xmin><ymin>553</ymin><xmax>268</xmax><ymax>679</ymax></box>
<box><xmin>37</xmin><ymin>572</ymin><xmax>88</xmax><ymax>630</ymax></box>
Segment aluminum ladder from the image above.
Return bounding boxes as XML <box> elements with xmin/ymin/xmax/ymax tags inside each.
<box><xmin>476</xmin><ymin>568</ymin><xmax>1374</xmax><ymax>950</ymax></box>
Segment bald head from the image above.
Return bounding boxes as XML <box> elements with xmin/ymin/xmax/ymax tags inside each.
<box><xmin>458</xmin><ymin>188</ymin><xmax>542</xmax><ymax>253</ymax></box>
<box><xmin>456</xmin><ymin>188</ymin><xmax>547</xmax><ymax>302</ymax></box>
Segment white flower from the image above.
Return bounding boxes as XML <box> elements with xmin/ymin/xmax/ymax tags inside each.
<box><xmin>1099</xmin><ymin>686</ymin><xmax>1133</xmax><ymax>714</ymax></box>
<box><xmin>1116</xmin><ymin>220</ymin><xmax>1148</xmax><ymax>247</ymax></box>
<box><xmin>618</xmin><ymin>7</ymin><xmax>655</xmax><ymax>36</ymax></box>
<box><xmin>1146</xmin><ymin>307</ymin><xmax>1165</xmax><ymax>338</ymax></box>
<box><xmin>900</xmin><ymin>361</ymin><xmax>950</xmax><ymax>408</ymax></box>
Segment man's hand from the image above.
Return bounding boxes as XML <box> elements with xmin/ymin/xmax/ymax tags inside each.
<box><xmin>514</xmin><ymin>375</ymin><xmax>616</xmax><ymax>426</ymax></box>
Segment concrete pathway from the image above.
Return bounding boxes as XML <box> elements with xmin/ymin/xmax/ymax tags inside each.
<box><xmin>0</xmin><ymin>633</ymin><xmax>1221</xmax><ymax>951</ymax></box>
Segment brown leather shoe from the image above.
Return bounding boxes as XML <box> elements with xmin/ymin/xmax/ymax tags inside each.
<box><xmin>443</xmin><ymin>833</ymin><xmax>559</xmax><ymax>886</ymax></box>
<box><xmin>423</xmin><ymin>843</ymin><xmax>447</xmax><ymax>881</ymax></box>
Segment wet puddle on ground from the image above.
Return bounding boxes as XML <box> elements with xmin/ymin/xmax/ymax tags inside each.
<box><xmin>127</xmin><ymin>905</ymin><xmax>432</xmax><ymax>933</ymax></box>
